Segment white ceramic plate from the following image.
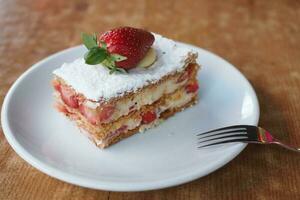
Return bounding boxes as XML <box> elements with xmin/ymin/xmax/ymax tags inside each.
<box><xmin>1</xmin><ymin>43</ymin><xmax>259</xmax><ymax>191</ymax></box>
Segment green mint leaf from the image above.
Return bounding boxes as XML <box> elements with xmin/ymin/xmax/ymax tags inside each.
<box><xmin>100</xmin><ymin>41</ymin><xmax>107</xmax><ymax>50</ymax></box>
<box><xmin>102</xmin><ymin>56</ymin><xmax>127</xmax><ymax>74</ymax></box>
<box><xmin>102</xmin><ymin>57</ymin><xmax>115</xmax><ymax>68</ymax></box>
<box><xmin>84</xmin><ymin>47</ymin><xmax>108</xmax><ymax>65</ymax></box>
<box><xmin>92</xmin><ymin>33</ymin><xmax>97</xmax><ymax>43</ymax></box>
<box><xmin>81</xmin><ymin>32</ymin><xmax>98</xmax><ymax>50</ymax></box>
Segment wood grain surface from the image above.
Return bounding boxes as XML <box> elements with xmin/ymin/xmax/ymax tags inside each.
<box><xmin>0</xmin><ymin>0</ymin><xmax>299</xmax><ymax>199</ymax></box>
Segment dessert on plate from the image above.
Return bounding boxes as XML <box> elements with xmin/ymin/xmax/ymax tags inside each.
<box><xmin>52</xmin><ymin>27</ymin><xmax>200</xmax><ymax>148</ymax></box>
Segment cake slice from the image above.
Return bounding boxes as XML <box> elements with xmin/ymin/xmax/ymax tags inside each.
<box><xmin>52</xmin><ymin>27</ymin><xmax>199</xmax><ymax>148</ymax></box>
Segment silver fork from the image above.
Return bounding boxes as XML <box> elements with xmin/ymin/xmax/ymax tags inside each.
<box><xmin>197</xmin><ymin>125</ymin><xmax>300</xmax><ymax>152</ymax></box>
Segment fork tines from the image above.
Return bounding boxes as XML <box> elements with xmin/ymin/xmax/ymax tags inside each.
<box><xmin>197</xmin><ymin>125</ymin><xmax>258</xmax><ymax>148</ymax></box>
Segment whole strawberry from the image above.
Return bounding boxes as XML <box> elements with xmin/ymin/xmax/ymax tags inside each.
<box><xmin>81</xmin><ymin>27</ymin><xmax>155</xmax><ymax>73</ymax></box>
<box><xmin>99</xmin><ymin>27</ymin><xmax>154</xmax><ymax>69</ymax></box>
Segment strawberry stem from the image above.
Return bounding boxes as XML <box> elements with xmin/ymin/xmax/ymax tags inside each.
<box><xmin>81</xmin><ymin>32</ymin><xmax>127</xmax><ymax>74</ymax></box>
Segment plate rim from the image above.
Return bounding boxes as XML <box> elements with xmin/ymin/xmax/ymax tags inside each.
<box><xmin>1</xmin><ymin>43</ymin><xmax>260</xmax><ymax>191</ymax></box>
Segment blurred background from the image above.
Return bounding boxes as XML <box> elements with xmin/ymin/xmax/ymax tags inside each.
<box><xmin>0</xmin><ymin>0</ymin><xmax>299</xmax><ymax>199</ymax></box>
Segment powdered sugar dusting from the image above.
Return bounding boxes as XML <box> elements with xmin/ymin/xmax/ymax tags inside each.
<box><xmin>53</xmin><ymin>34</ymin><xmax>196</xmax><ymax>101</ymax></box>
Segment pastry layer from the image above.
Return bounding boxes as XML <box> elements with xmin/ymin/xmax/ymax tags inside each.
<box><xmin>102</xmin><ymin>97</ymin><xmax>197</xmax><ymax>148</ymax></box>
<box><xmin>55</xmin><ymin>84</ymin><xmax>198</xmax><ymax>148</ymax></box>
<box><xmin>53</xmin><ymin>63</ymin><xmax>199</xmax><ymax>125</ymax></box>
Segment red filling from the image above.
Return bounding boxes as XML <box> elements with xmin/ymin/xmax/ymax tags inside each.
<box><xmin>79</xmin><ymin>103</ymin><xmax>115</xmax><ymax>125</ymax></box>
<box><xmin>185</xmin><ymin>82</ymin><xmax>199</xmax><ymax>93</ymax></box>
<box><xmin>98</xmin><ymin>104</ymin><xmax>115</xmax><ymax>122</ymax></box>
<box><xmin>53</xmin><ymin>81</ymin><xmax>115</xmax><ymax>124</ymax></box>
<box><xmin>53</xmin><ymin>81</ymin><xmax>79</xmax><ymax>108</ymax></box>
<box><xmin>141</xmin><ymin>111</ymin><xmax>157</xmax><ymax>124</ymax></box>
<box><xmin>52</xmin><ymin>79</ymin><xmax>61</xmax><ymax>91</ymax></box>
<box><xmin>177</xmin><ymin>64</ymin><xmax>194</xmax><ymax>83</ymax></box>
<box><xmin>60</xmin><ymin>85</ymin><xmax>79</xmax><ymax>108</ymax></box>
<box><xmin>55</xmin><ymin>103</ymin><xmax>68</xmax><ymax>114</ymax></box>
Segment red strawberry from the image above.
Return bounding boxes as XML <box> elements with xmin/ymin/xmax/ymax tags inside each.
<box><xmin>79</xmin><ymin>104</ymin><xmax>115</xmax><ymax>125</ymax></box>
<box><xmin>141</xmin><ymin>111</ymin><xmax>157</xmax><ymax>124</ymax></box>
<box><xmin>55</xmin><ymin>103</ymin><xmax>69</xmax><ymax>114</ymax></box>
<box><xmin>177</xmin><ymin>64</ymin><xmax>194</xmax><ymax>83</ymax></box>
<box><xmin>99</xmin><ymin>27</ymin><xmax>155</xmax><ymax>69</ymax></box>
<box><xmin>98</xmin><ymin>104</ymin><xmax>115</xmax><ymax>122</ymax></box>
<box><xmin>59</xmin><ymin>85</ymin><xmax>79</xmax><ymax>108</ymax></box>
<box><xmin>52</xmin><ymin>79</ymin><xmax>61</xmax><ymax>92</ymax></box>
<box><xmin>185</xmin><ymin>82</ymin><xmax>199</xmax><ymax>93</ymax></box>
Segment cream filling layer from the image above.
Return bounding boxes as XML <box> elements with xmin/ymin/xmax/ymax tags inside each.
<box><xmin>84</xmin><ymin>73</ymin><xmax>188</xmax><ymax>123</ymax></box>
<box><xmin>95</xmin><ymin>90</ymin><xmax>196</xmax><ymax>146</ymax></box>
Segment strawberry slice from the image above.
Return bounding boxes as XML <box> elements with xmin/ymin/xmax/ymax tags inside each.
<box><xmin>185</xmin><ymin>82</ymin><xmax>199</xmax><ymax>93</ymax></box>
<box><xmin>55</xmin><ymin>103</ymin><xmax>68</xmax><ymax>114</ymax></box>
<box><xmin>141</xmin><ymin>111</ymin><xmax>157</xmax><ymax>124</ymax></box>
<box><xmin>59</xmin><ymin>85</ymin><xmax>79</xmax><ymax>108</ymax></box>
<box><xmin>79</xmin><ymin>104</ymin><xmax>98</xmax><ymax>125</ymax></box>
<box><xmin>52</xmin><ymin>79</ymin><xmax>61</xmax><ymax>92</ymax></box>
<box><xmin>177</xmin><ymin>64</ymin><xmax>194</xmax><ymax>83</ymax></box>
<box><xmin>99</xmin><ymin>27</ymin><xmax>155</xmax><ymax>69</ymax></box>
<box><xmin>98</xmin><ymin>104</ymin><xmax>115</xmax><ymax>122</ymax></box>
<box><xmin>79</xmin><ymin>103</ymin><xmax>115</xmax><ymax>125</ymax></box>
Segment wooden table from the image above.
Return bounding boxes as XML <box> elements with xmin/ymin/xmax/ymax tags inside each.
<box><xmin>1</xmin><ymin>0</ymin><xmax>299</xmax><ymax>199</ymax></box>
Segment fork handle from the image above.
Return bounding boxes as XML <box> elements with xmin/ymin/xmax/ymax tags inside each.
<box><xmin>272</xmin><ymin>139</ymin><xmax>300</xmax><ymax>153</ymax></box>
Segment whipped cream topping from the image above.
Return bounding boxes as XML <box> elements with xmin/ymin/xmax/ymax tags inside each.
<box><xmin>53</xmin><ymin>33</ymin><xmax>196</xmax><ymax>101</ymax></box>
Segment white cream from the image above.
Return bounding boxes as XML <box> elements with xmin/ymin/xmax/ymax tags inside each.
<box><xmin>109</xmin><ymin>75</ymin><xmax>187</xmax><ymax>121</ymax></box>
<box><xmin>139</xmin><ymin>91</ymin><xmax>196</xmax><ymax>132</ymax></box>
<box><xmin>139</xmin><ymin>119</ymin><xmax>163</xmax><ymax>133</ymax></box>
<box><xmin>53</xmin><ymin>33</ymin><xmax>196</xmax><ymax>101</ymax></box>
<box><xmin>95</xmin><ymin>117</ymin><xmax>141</xmax><ymax>147</ymax></box>
<box><xmin>162</xmin><ymin>90</ymin><xmax>195</xmax><ymax>111</ymax></box>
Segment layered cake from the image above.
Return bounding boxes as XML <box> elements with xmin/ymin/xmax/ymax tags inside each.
<box><xmin>52</xmin><ymin>27</ymin><xmax>199</xmax><ymax>148</ymax></box>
